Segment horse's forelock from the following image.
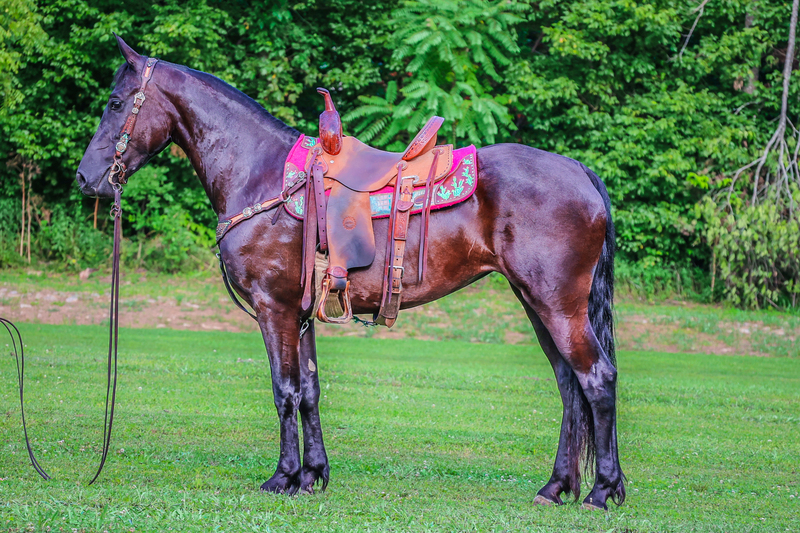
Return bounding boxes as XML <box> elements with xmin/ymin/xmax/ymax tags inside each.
<box><xmin>110</xmin><ymin>62</ymin><xmax>132</xmax><ymax>90</ymax></box>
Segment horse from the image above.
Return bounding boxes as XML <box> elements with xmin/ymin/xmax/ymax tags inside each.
<box><xmin>76</xmin><ymin>36</ymin><xmax>625</xmax><ymax>510</ymax></box>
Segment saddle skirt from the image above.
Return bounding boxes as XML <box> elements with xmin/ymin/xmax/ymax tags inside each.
<box><xmin>283</xmin><ymin>135</ymin><xmax>478</xmax><ymax>220</ymax></box>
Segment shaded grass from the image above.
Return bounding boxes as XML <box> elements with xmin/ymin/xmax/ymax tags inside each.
<box><xmin>1</xmin><ymin>324</ymin><xmax>799</xmax><ymax>532</ymax></box>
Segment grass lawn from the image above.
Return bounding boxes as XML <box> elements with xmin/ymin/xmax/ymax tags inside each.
<box><xmin>1</xmin><ymin>324</ymin><xmax>798</xmax><ymax>532</ymax></box>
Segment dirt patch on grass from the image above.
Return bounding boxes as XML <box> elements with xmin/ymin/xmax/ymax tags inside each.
<box><xmin>1</xmin><ymin>276</ymin><xmax>796</xmax><ymax>356</ymax></box>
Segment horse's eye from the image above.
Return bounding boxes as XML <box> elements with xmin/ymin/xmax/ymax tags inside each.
<box><xmin>110</xmin><ymin>100</ymin><xmax>123</xmax><ymax>111</ymax></box>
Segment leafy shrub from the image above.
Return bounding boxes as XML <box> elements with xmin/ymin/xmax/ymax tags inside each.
<box><xmin>36</xmin><ymin>204</ymin><xmax>111</xmax><ymax>271</ymax></box>
<box><xmin>697</xmin><ymin>198</ymin><xmax>800</xmax><ymax>310</ymax></box>
<box><xmin>615</xmin><ymin>258</ymin><xmax>711</xmax><ymax>302</ymax></box>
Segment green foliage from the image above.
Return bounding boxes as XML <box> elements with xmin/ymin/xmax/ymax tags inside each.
<box><xmin>615</xmin><ymin>258</ymin><xmax>711</xmax><ymax>302</ymax></box>
<box><xmin>697</xmin><ymin>197</ymin><xmax>800</xmax><ymax>310</ymax></box>
<box><xmin>0</xmin><ymin>0</ymin><xmax>795</xmax><ymax>306</ymax></box>
<box><xmin>36</xmin><ymin>204</ymin><xmax>111</xmax><ymax>271</ymax></box>
<box><xmin>346</xmin><ymin>0</ymin><xmax>528</xmax><ymax>148</ymax></box>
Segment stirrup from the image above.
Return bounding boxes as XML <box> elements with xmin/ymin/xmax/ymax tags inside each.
<box><xmin>316</xmin><ymin>277</ymin><xmax>353</xmax><ymax>324</ymax></box>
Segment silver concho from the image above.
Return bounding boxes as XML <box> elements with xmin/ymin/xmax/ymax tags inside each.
<box><xmin>242</xmin><ymin>207</ymin><xmax>253</xmax><ymax>218</ymax></box>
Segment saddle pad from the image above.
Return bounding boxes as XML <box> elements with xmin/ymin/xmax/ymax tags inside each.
<box><xmin>283</xmin><ymin>135</ymin><xmax>477</xmax><ymax>220</ymax></box>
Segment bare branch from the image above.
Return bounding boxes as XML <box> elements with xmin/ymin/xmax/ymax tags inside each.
<box><xmin>679</xmin><ymin>0</ymin><xmax>711</xmax><ymax>60</ymax></box>
<box><xmin>726</xmin><ymin>0</ymin><xmax>799</xmax><ymax>209</ymax></box>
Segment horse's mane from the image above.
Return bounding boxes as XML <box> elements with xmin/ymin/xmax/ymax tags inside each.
<box><xmin>111</xmin><ymin>60</ymin><xmax>300</xmax><ymax>141</ymax></box>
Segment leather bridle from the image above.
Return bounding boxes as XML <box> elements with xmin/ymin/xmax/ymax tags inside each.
<box><xmin>108</xmin><ymin>57</ymin><xmax>158</xmax><ymax>187</ymax></box>
<box><xmin>5</xmin><ymin>56</ymin><xmax>159</xmax><ymax>485</ymax></box>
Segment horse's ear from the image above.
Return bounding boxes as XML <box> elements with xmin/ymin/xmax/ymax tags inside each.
<box><xmin>114</xmin><ymin>33</ymin><xmax>143</xmax><ymax>68</ymax></box>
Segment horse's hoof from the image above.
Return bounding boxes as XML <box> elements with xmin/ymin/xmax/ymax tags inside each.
<box><xmin>581</xmin><ymin>500</ymin><xmax>608</xmax><ymax>511</ymax></box>
<box><xmin>299</xmin><ymin>464</ymin><xmax>329</xmax><ymax>495</ymax></box>
<box><xmin>260</xmin><ymin>473</ymin><xmax>300</xmax><ymax>495</ymax></box>
<box><xmin>533</xmin><ymin>495</ymin><xmax>558</xmax><ymax>506</ymax></box>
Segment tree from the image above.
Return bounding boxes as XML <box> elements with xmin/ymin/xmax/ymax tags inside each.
<box><xmin>345</xmin><ymin>0</ymin><xmax>528</xmax><ymax>149</ymax></box>
<box><xmin>727</xmin><ymin>0</ymin><xmax>799</xmax><ymax>210</ymax></box>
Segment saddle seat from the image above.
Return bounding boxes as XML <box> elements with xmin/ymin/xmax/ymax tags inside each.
<box><xmin>303</xmin><ymin>89</ymin><xmax>454</xmax><ymax>327</ymax></box>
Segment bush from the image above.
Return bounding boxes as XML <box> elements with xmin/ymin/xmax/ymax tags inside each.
<box><xmin>615</xmin><ymin>258</ymin><xmax>711</xmax><ymax>303</ymax></box>
<box><xmin>36</xmin><ymin>204</ymin><xmax>112</xmax><ymax>271</ymax></box>
<box><xmin>697</xmin><ymin>198</ymin><xmax>800</xmax><ymax>310</ymax></box>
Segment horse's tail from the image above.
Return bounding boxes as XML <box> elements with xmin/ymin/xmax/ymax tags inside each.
<box><xmin>561</xmin><ymin>163</ymin><xmax>616</xmax><ymax>500</ymax></box>
<box><xmin>583</xmin><ymin>163</ymin><xmax>616</xmax><ymax>366</ymax></box>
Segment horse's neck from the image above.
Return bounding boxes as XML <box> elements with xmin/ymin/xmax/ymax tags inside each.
<box><xmin>164</xmin><ymin>70</ymin><xmax>299</xmax><ymax>217</ymax></box>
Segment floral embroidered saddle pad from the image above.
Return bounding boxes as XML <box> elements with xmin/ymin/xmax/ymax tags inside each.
<box><xmin>282</xmin><ymin>135</ymin><xmax>478</xmax><ymax>220</ymax></box>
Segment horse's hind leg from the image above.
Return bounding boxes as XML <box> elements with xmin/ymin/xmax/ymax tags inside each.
<box><xmin>508</xmin><ymin>269</ymin><xmax>624</xmax><ymax>509</ymax></box>
<box><xmin>297</xmin><ymin>321</ymin><xmax>330</xmax><ymax>493</ymax></box>
<box><xmin>521</xmin><ymin>283</ymin><xmax>624</xmax><ymax>509</ymax></box>
<box><xmin>510</xmin><ymin>287</ymin><xmax>589</xmax><ymax>505</ymax></box>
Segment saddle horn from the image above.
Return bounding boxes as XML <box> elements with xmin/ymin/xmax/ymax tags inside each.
<box><xmin>317</xmin><ymin>88</ymin><xmax>343</xmax><ymax>155</ymax></box>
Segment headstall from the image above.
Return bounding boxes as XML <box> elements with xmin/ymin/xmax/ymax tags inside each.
<box><xmin>108</xmin><ymin>57</ymin><xmax>159</xmax><ymax>187</ymax></box>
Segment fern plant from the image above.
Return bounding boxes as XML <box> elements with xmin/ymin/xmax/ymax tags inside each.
<box><xmin>344</xmin><ymin>0</ymin><xmax>528</xmax><ymax>148</ymax></box>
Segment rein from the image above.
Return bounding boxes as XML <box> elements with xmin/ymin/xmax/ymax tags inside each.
<box><xmin>4</xmin><ymin>57</ymin><xmax>158</xmax><ymax>485</ymax></box>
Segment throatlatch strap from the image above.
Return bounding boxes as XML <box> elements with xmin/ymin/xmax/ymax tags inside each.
<box><xmin>217</xmin><ymin>253</ymin><xmax>258</xmax><ymax>321</ymax></box>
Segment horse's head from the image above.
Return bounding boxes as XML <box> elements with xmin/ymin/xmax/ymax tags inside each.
<box><xmin>76</xmin><ymin>35</ymin><xmax>173</xmax><ymax>197</ymax></box>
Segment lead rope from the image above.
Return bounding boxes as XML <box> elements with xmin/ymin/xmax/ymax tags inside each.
<box><xmin>89</xmin><ymin>184</ymin><xmax>123</xmax><ymax>485</ymax></box>
<box><xmin>2</xmin><ymin>317</ymin><xmax>50</xmax><ymax>480</ymax></box>
<box><xmin>1</xmin><ymin>187</ymin><xmax>122</xmax><ymax>484</ymax></box>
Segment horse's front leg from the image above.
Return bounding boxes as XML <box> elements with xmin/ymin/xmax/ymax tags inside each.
<box><xmin>256</xmin><ymin>300</ymin><xmax>304</xmax><ymax>494</ymax></box>
<box><xmin>297</xmin><ymin>320</ymin><xmax>330</xmax><ymax>493</ymax></box>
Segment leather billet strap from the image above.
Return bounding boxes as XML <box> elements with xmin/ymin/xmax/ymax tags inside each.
<box><xmin>377</xmin><ymin>162</ymin><xmax>413</xmax><ymax>327</ymax></box>
<box><xmin>417</xmin><ymin>148</ymin><xmax>441</xmax><ymax>282</ymax></box>
<box><xmin>108</xmin><ymin>57</ymin><xmax>159</xmax><ymax>186</ymax></box>
<box><xmin>311</xmin><ymin>156</ymin><xmax>329</xmax><ymax>253</ymax></box>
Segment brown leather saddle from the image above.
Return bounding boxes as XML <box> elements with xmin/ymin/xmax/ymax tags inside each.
<box><xmin>302</xmin><ymin>88</ymin><xmax>454</xmax><ymax>327</ymax></box>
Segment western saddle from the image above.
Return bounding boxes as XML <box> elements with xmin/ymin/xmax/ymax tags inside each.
<box><xmin>301</xmin><ymin>88</ymin><xmax>454</xmax><ymax>327</ymax></box>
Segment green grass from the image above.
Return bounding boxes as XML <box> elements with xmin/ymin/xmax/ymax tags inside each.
<box><xmin>1</xmin><ymin>324</ymin><xmax>799</xmax><ymax>532</ymax></box>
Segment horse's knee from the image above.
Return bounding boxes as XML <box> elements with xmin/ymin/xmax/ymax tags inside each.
<box><xmin>582</xmin><ymin>361</ymin><xmax>617</xmax><ymax>410</ymax></box>
<box><xmin>273</xmin><ymin>384</ymin><xmax>301</xmax><ymax>414</ymax></box>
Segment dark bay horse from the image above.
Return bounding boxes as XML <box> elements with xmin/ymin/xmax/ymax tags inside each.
<box><xmin>76</xmin><ymin>36</ymin><xmax>625</xmax><ymax>509</ymax></box>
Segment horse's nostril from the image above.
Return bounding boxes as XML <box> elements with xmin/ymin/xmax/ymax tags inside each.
<box><xmin>76</xmin><ymin>171</ymin><xmax>87</xmax><ymax>188</ymax></box>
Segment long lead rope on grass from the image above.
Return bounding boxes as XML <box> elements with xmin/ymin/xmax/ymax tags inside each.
<box><xmin>3</xmin><ymin>185</ymin><xmax>123</xmax><ymax>485</ymax></box>
<box><xmin>1</xmin><ymin>317</ymin><xmax>51</xmax><ymax>480</ymax></box>
<box><xmin>88</xmin><ymin>184</ymin><xmax>123</xmax><ymax>486</ymax></box>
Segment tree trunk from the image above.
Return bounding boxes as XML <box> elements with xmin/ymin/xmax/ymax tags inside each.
<box><xmin>26</xmin><ymin>192</ymin><xmax>31</xmax><ymax>263</ymax></box>
<box><xmin>744</xmin><ymin>6</ymin><xmax>760</xmax><ymax>95</ymax></box>
<box><xmin>19</xmin><ymin>171</ymin><xmax>26</xmax><ymax>257</ymax></box>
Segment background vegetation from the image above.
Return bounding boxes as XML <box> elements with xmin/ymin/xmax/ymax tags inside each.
<box><xmin>1</xmin><ymin>0</ymin><xmax>798</xmax><ymax>308</ymax></box>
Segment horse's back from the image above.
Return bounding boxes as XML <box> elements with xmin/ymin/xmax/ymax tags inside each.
<box><xmin>477</xmin><ymin>143</ymin><xmax>607</xmax><ymax>218</ymax></box>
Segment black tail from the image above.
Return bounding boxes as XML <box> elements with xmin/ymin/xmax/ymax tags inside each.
<box><xmin>582</xmin><ymin>163</ymin><xmax>616</xmax><ymax>365</ymax></box>
<box><xmin>561</xmin><ymin>164</ymin><xmax>616</xmax><ymax>501</ymax></box>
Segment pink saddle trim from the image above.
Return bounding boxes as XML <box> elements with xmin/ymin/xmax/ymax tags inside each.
<box><xmin>282</xmin><ymin>136</ymin><xmax>477</xmax><ymax>220</ymax></box>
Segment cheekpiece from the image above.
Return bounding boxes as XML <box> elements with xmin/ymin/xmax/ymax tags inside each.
<box><xmin>115</xmin><ymin>134</ymin><xmax>130</xmax><ymax>154</ymax></box>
